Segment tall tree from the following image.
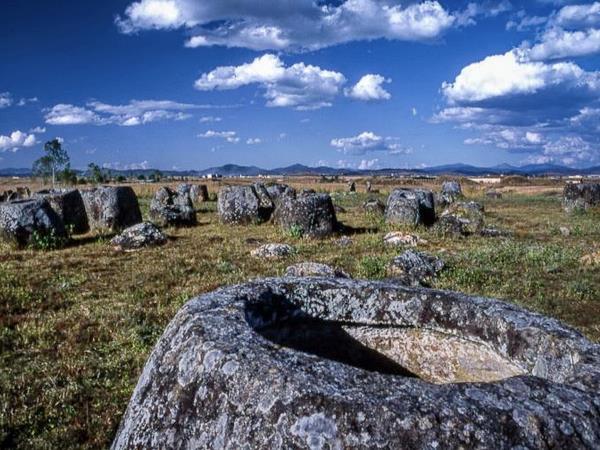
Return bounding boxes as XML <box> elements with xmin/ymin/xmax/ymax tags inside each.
<box><xmin>32</xmin><ymin>155</ymin><xmax>53</xmax><ymax>184</ymax></box>
<box><xmin>32</xmin><ymin>139</ymin><xmax>70</xmax><ymax>188</ymax></box>
<box><xmin>87</xmin><ymin>163</ymin><xmax>105</xmax><ymax>184</ymax></box>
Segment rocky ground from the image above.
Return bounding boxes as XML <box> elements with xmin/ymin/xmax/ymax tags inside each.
<box><xmin>1</xmin><ymin>177</ymin><xmax>599</xmax><ymax>448</ymax></box>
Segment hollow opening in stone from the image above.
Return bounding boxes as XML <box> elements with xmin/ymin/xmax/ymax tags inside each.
<box><xmin>245</xmin><ymin>294</ymin><xmax>526</xmax><ymax>384</ymax></box>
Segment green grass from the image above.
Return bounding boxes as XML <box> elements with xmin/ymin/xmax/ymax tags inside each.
<box><xmin>1</xmin><ymin>185</ymin><xmax>599</xmax><ymax>448</ymax></box>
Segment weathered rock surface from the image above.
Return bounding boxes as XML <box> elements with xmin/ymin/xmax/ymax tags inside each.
<box><xmin>34</xmin><ymin>189</ymin><xmax>89</xmax><ymax>234</ymax></box>
<box><xmin>150</xmin><ymin>187</ymin><xmax>197</xmax><ymax>227</ymax></box>
<box><xmin>387</xmin><ymin>250</ymin><xmax>445</xmax><ymax>286</ymax></box>
<box><xmin>110</xmin><ymin>222</ymin><xmax>167</xmax><ymax>251</ymax></box>
<box><xmin>348</xmin><ymin>181</ymin><xmax>356</xmax><ymax>192</ymax></box>
<box><xmin>486</xmin><ymin>190</ymin><xmax>503</xmax><ymax>199</ymax></box>
<box><xmin>385</xmin><ymin>188</ymin><xmax>435</xmax><ymax>226</ymax></box>
<box><xmin>272</xmin><ymin>190</ymin><xmax>338</xmax><ymax>238</ymax></box>
<box><xmin>435</xmin><ymin>214</ymin><xmax>470</xmax><ymax>237</ymax></box>
<box><xmin>285</xmin><ymin>262</ymin><xmax>350</xmax><ymax>278</ymax></box>
<box><xmin>81</xmin><ymin>186</ymin><xmax>142</xmax><ymax>232</ymax></box>
<box><xmin>440</xmin><ymin>201</ymin><xmax>485</xmax><ymax>235</ymax></box>
<box><xmin>0</xmin><ymin>199</ymin><xmax>66</xmax><ymax>247</ymax></box>
<box><xmin>113</xmin><ymin>277</ymin><xmax>600</xmax><ymax>449</ymax></box>
<box><xmin>436</xmin><ymin>180</ymin><xmax>463</xmax><ymax>207</ymax></box>
<box><xmin>0</xmin><ymin>187</ymin><xmax>30</xmax><ymax>202</ymax></box>
<box><xmin>265</xmin><ymin>184</ymin><xmax>295</xmax><ymax>207</ymax></box>
<box><xmin>218</xmin><ymin>184</ymin><xmax>274</xmax><ymax>225</ymax></box>
<box><xmin>363</xmin><ymin>198</ymin><xmax>385</xmax><ymax>215</ymax></box>
<box><xmin>479</xmin><ymin>227</ymin><xmax>511</xmax><ymax>238</ymax></box>
<box><xmin>177</xmin><ymin>183</ymin><xmax>209</xmax><ymax>204</ymax></box>
<box><xmin>250</xmin><ymin>243</ymin><xmax>295</xmax><ymax>259</ymax></box>
<box><xmin>564</xmin><ymin>183</ymin><xmax>600</xmax><ymax>213</ymax></box>
<box><xmin>383</xmin><ymin>231</ymin><xmax>427</xmax><ymax>247</ymax></box>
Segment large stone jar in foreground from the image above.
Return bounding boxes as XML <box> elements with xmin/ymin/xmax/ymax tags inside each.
<box><xmin>81</xmin><ymin>186</ymin><xmax>142</xmax><ymax>232</ymax></box>
<box><xmin>272</xmin><ymin>190</ymin><xmax>337</xmax><ymax>237</ymax></box>
<box><xmin>564</xmin><ymin>183</ymin><xmax>600</xmax><ymax>213</ymax></box>
<box><xmin>0</xmin><ymin>199</ymin><xmax>67</xmax><ymax>247</ymax></box>
<box><xmin>385</xmin><ymin>188</ymin><xmax>435</xmax><ymax>226</ymax></box>
<box><xmin>114</xmin><ymin>278</ymin><xmax>600</xmax><ymax>449</ymax></box>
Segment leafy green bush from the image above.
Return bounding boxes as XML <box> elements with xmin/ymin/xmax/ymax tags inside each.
<box><xmin>287</xmin><ymin>224</ymin><xmax>304</xmax><ymax>239</ymax></box>
<box><xmin>357</xmin><ymin>255</ymin><xmax>387</xmax><ymax>279</ymax></box>
<box><xmin>29</xmin><ymin>229</ymin><xmax>67</xmax><ymax>251</ymax></box>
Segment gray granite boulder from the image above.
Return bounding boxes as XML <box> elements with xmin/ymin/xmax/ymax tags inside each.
<box><xmin>385</xmin><ymin>188</ymin><xmax>435</xmax><ymax>226</ymax></box>
<box><xmin>218</xmin><ymin>184</ymin><xmax>275</xmax><ymax>225</ymax></box>
<box><xmin>81</xmin><ymin>186</ymin><xmax>142</xmax><ymax>232</ymax></box>
<box><xmin>440</xmin><ymin>201</ymin><xmax>485</xmax><ymax>235</ymax></box>
<box><xmin>564</xmin><ymin>183</ymin><xmax>600</xmax><ymax>213</ymax></box>
<box><xmin>442</xmin><ymin>180</ymin><xmax>462</xmax><ymax>196</ymax></box>
<box><xmin>285</xmin><ymin>262</ymin><xmax>350</xmax><ymax>278</ymax></box>
<box><xmin>265</xmin><ymin>184</ymin><xmax>296</xmax><ymax>212</ymax></box>
<box><xmin>177</xmin><ymin>183</ymin><xmax>209</xmax><ymax>204</ymax></box>
<box><xmin>110</xmin><ymin>222</ymin><xmax>167</xmax><ymax>251</ymax></box>
<box><xmin>272</xmin><ymin>190</ymin><xmax>338</xmax><ymax>238</ymax></box>
<box><xmin>0</xmin><ymin>199</ymin><xmax>67</xmax><ymax>248</ymax></box>
<box><xmin>251</xmin><ymin>243</ymin><xmax>295</xmax><ymax>259</ymax></box>
<box><xmin>436</xmin><ymin>180</ymin><xmax>463</xmax><ymax>207</ymax></box>
<box><xmin>387</xmin><ymin>250</ymin><xmax>445</xmax><ymax>286</ymax></box>
<box><xmin>34</xmin><ymin>189</ymin><xmax>89</xmax><ymax>234</ymax></box>
<box><xmin>435</xmin><ymin>214</ymin><xmax>471</xmax><ymax>237</ymax></box>
<box><xmin>113</xmin><ymin>277</ymin><xmax>600</xmax><ymax>449</ymax></box>
<box><xmin>150</xmin><ymin>187</ymin><xmax>197</xmax><ymax>227</ymax></box>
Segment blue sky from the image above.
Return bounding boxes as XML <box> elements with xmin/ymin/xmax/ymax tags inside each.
<box><xmin>1</xmin><ymin>0</ymin><xmax>600</xmax><ymax>170</ymax></box>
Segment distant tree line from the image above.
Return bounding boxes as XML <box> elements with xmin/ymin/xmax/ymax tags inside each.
<box><xmin>32</xmin><ymin>140</ymin><xmax>165</xmax><ymax>187</ymax></box>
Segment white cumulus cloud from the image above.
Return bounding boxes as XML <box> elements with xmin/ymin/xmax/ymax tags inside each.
<box><xmin>441</xmin><ymin>49</ymin><xmax>595</xmax><ymax>104</ymax></box>
<box><xmin>330</xmin><ymin>131</ymin><xmax>410</xmax><ymax>155</ymax></box>
<box><xmin>103</xmin><ymin>160</ymin><xmax>151</xmax><ymax>170</ymax></box>
<box><xmin>358</xmin><ymin>158</ymin><xmax>380</xmax><ymax>170</ymax></box>
<box><xmin>115</xmin><ymin>0</ymin><xmax>501</xmax><ymax>51</ymax></box>
<box><xmin>529</xmin><ymin>28</ymin><xmax>600</xmax><ymax>61</ymax></box>
<box><xmin>0</xmin><ymin>93</ymin><xmax>13</xmax><ymax>108</ymax></box>
<box><xmin>198</xmin><ymin>130</ymin><xmax>240</xmax><ymax>143</ymax></box>
<box><xmin>195</xmin><ymin>54</ymin><xmax>346</xmax><ymax>110</ymax></box>
<box><xmin>345</xmin><ymin>74</ymin><xmax>391</xmax><ymax>101</ymax></box>
<box><xmin>0</xmin><ymin>130</ymin><xmax>38</xmax><ymax>152</ymax></box>
<box><xmin>45</xmin><ymin>99</ymin><xmax>199</xmax><ymax>126</ymax></box>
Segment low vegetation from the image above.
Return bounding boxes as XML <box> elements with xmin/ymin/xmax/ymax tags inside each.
<box><xmin>1</xmin><ymin>178</ymin><xmax>599</xmax><ymax>448</ymax></box>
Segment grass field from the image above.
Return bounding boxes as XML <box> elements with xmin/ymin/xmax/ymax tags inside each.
<box><xmin>1</xmin><ymin>177</ymin><xmax>599</xmax><ymax>448</ymax></box>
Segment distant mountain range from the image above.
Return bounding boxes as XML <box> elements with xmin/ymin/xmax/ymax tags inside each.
<box><xmin>2</xmin><ymin>163</ymin><xmax>600</xmax><ymax>178</ymax></box>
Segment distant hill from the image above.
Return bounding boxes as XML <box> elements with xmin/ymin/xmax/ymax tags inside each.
<box><xmin>0</xmin><ymin>168</ymin><xmax>33</xmax><ymax>177</ymax></box>
<box><xmin>2</xmin><ymin>163</ymin><xmax>600</xmax><ymax>178</ymax></box>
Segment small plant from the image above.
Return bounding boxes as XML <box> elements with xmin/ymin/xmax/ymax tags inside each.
<box><xmin>357</xmin><ymin>256</ymin><xmax>387</xmax><ymax>279</ymax></box>
<box><xmin>217</xmin><ymin>260</ymin><xmax>237</xmax><ymax>274</ymax></box>
<box><xmin>29</xmin><ymin>229</ymin><xmax>67</xmax><ymax>250</ymax></box>
<box><xmin>287</xmin><ymin>224</ymin><xmax>304</xmax><ymax>239</ymax></box>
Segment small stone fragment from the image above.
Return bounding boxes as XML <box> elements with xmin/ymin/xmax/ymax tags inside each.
<box><xmin>285</xmin><ymin>262</ymin><xmax>350</xmax><ymax>278</ymax></box>
<box><xmin>386</xmin><ymin>250</ymin><xmax>444</xmax><ymax>286</ymax></box>
<box><xmin>251</xmin><ymin>243</ymin><xmax>295</xmax><ymax>259</ymax></box>
<box><xmin>383</xmin><ymin>231</ymin><xmax>426</xmax><ymax>247</ymax></box>
<box><xmin>110</xmin><ymin>222</ymin><xmax>167</xmax><ymax>251</ymax></box>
